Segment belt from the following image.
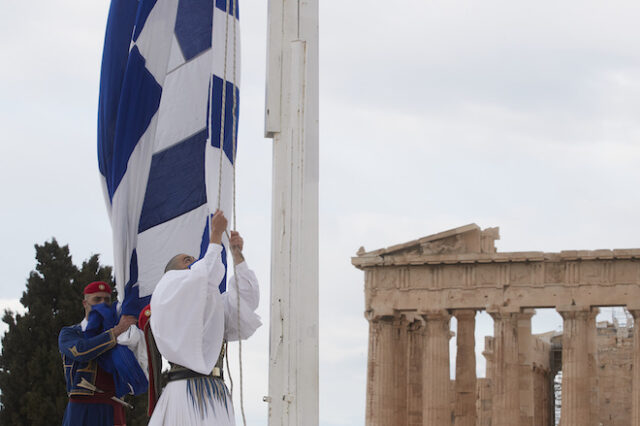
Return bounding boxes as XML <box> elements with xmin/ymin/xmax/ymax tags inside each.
<box><xmin>166</xmin><ymin>365</ymin><xmax>223</xmax><ymax>382</ymax></box>
<box><xmin>70</xmin><ymin>393</ymin><xmax>117</xmax><ymax>404</ymax></box>
<box><xmin>166</xmin><ymin>342</ymin><xmax>226</xmax><ymax>382</ymax></box>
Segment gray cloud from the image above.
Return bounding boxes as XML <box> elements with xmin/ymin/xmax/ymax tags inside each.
<box><xmin>1</xmin><ymin>0</ymin><xmax>639</xmax><ymax>424</ymax></box>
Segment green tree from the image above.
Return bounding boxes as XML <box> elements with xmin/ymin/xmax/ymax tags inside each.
<box><xmin>0</xmin><ymin>239</ymin><xmax>148</xmax><ymax>425</ymax></box>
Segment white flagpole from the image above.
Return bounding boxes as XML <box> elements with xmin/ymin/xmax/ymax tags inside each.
<box><xmin>264</xmin><ymin>0</ymin><xmax>319</xmax><ymax>425</ymax></box>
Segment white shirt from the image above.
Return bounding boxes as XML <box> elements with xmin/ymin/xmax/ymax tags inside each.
<box><xmin>150</xmin><ymin>243</ymin><xmax>261</xmax><ymax>374</ymax></box>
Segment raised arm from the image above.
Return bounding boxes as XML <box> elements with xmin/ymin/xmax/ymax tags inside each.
<box><xmin>223</xmin><ymin>231</ymin><xmax>261</xmax><ymax>341</ymax></box>
<box><xmin>190</xmin><ymin>210</ymin><xmax>229</xmax><ymax>286</ymax></box>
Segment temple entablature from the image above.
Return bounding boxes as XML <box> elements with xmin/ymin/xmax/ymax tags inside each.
<box><xmin>353</xmin><ymin>224</ymin><xmax>640</xmax><ymax>313</ymax></box>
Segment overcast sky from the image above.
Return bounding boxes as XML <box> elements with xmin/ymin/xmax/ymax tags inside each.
<box><xmin>1</xmin><ymin>1</ymin><xmax>639</xmax><ymax>425</ymax></box>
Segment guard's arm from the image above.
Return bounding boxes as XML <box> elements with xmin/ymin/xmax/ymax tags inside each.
<box><xmin>58</xmin><ymin>327</ymin><xmax>117</xmax><ymax>363</ymax></box>
<box><xmin>190</xmin><ymin>210</ymin><xmax>227</xmax><ymax>288</ymax></box>
<box><xmin>226</xmin><ymin>231</ymin><xmax>259</xmax><ymax>310</ymax></box>
<box><xmin>223</xmin><ymin>261</ymin><xmax>261</xmax><ymax>341</ymax></box>
<box><xmin>226</xmin><ymin>262</ymin><xmax>260</xmax><ymax>310</ymax></box>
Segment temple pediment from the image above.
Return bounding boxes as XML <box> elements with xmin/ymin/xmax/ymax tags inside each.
<box><xmin>356</xmin><ymin>223</ymin><xmax>500</xmax><ymax>259</ymax></box>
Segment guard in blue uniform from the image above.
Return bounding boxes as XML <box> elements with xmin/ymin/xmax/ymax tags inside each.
<box><xmin>59</xmin><ymin>281</ymin><xmax>138</xmax><ymax>426</ymax></box>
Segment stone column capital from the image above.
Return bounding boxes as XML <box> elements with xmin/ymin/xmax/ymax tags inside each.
<box><xmin>421</xmin><ymin>309</ymin><xmax>451</xmax><ymax>322</ymax></box>
<box><xmin>519</xmin><ymin>308</ymin><xmax>536</xmax><ymax>320</ymax></box>
<box><xmin>365</xmin><ymin>312</ymin><xmax>387</xmax><ymax>323</ymax></box>
<box><xmin>391</xmin><ymin>313</ymin><xmax>411</xmax><ymax>327</ymax></box>
<box><xmin>365</xmin><ymin>309</ymin><xmax>411</xmax><ymax>323</ymax></box>
<box><xmin>407</xmin><ymin>320</ymin><xmax>425</xmax><ymax>333</ymax></box>
<box><xmin>556</xmin><ymin>305</ymin><xmax>597</xmax><ymax>320</ymax></box>
<box><xmin>402</xmin><ymin>311</ymin><xmax>426</xmax><ymax>327</ymax></box>
<box><xmin>487</xmin><ymin>308</ymin><xmax>521</xmax><ymax>322</ymax></box>
<box><xmin>453</xmin><ymin>309</ymin><xmax>477</xmax><ymax>320</ymax></box>
<box><xmin>364</xmin><ymin>309</ymin><xmax>381</xmax><ymax>322</ymax></box>
<box><xmin>367</xmin><ymin>311</ymin><xmax>426</xmax><ymax>332</ymax></box>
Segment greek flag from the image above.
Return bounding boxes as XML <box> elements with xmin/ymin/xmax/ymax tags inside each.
<box><xmin>98</xmin><ymin>0</ymin><xmax>240</xmax><ymax>316</ymax></box>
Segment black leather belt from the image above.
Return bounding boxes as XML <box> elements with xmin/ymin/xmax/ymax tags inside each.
<box><xmin>166</xmin><ymin>365</ymin><xmax>223</xmax><ymax>382</ymax></box>
<box><xmin>166</xmin><ymin>343</ymin><xmax>226</xmax><ymax>383</ymax></box>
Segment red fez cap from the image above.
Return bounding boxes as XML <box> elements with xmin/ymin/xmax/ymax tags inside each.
<box><xmin>138</xmin><ymin>304</ymin><xmax>152</xmax><ymax>330</ymax></box>
<box><xmin>83</xmin><ymin>281</ymin><xmax>111</xmax><ymax>295</ymax></box>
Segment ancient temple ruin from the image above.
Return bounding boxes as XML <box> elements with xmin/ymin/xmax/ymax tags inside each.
<box><xmin>351</xmin><ymin>224</ymin><xmax>640</xmax><ymax>425</ymax></box>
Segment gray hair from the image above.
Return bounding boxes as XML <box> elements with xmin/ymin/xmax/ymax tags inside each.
<box><xmin>164</xmin><ymin>254</ymin><xmax>183</xmax><ymax>273</ymax></box>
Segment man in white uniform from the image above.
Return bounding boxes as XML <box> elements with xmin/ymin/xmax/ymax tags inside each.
<box><xmin>149</xmin><ymin>211</ymin><xmax>261</xmax><ymax>425</ymax></box>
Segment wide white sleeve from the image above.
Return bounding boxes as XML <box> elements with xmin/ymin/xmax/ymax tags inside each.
<box><xmin>223</xmin><ymin>261</ymin><xmax>262</xmax><ymax>341</ymax></box>
<box><xmin>117</xmin><ymin>325</ymin><xmax>148</xmax><ymax>378</ymax></box>
<box><xmin>150</xmin><ymin>243</ymin><xmax>226</xmax><ymax>374</ymax></box>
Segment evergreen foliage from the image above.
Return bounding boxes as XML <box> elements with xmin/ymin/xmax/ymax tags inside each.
<box><xmin>0</xmin><ymin>239</ymin><xmax>148</xmax><ymax>425</ymax></box>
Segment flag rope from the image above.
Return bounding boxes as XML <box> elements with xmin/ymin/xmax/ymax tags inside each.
<box><xmin>230</xmin><ymin>0</ymin><xmax>248</xmax><ymax>424</ymax></box>
<box><xmin>214</xmin><ymin>0</ymin><xmax>247</xmax><ymax>424</ymax></box>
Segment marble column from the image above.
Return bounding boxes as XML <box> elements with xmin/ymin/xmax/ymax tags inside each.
<box><xmin>542</xmin><ymin>368</ymin><xmax>552</xmax><ymax>426</ymax></box>
<box><xmin>587</xmin><ymin>308</ymin><xmax>599</xmax><ymax>426</ymax></box>
<box><xmin>366</xmin><ymin>315</ymin><xmax>399</xmax><ymax>426</ymax></box>
<box><xmin>407</xmin><ymin>318</ymin><xmax>426</xmax><ymax>426</ymax></box>
<box><xmin>489</xmin><ymin>309</ymin><xmax>521</xmax><ymax>426</ymax></box>
<box><xmin>630</xmin><ymin>309</ymin><xmax>640</xmax><ymax>426</ymax></box>
<box><xmin>482</xmin><ymin>336</ymin><xmax>495</xmax><ymax>381</ymax></box>
<box><xmin>476</xmin><ymin>379</ymin><xmax>492</xmax><ymax>426</ymax></box>
<box><xmin>392</xmin><ymin>316</ymin><xmax>409</xmax><ymax>426</ymax></box>
<box><xmin>557</xmin><ymin>306</ymin><xmax>594</xmax><ymax>426</ymax></box>
<box><xmin>480</xmin><ymin>336</ymin><xmax>495</xmax><ymax>426</ymax></box>
<box><xmin>532</xmin><ymin>364</ymin><xmax>551</xmax><ymax>426</ymax></box>
<box><xmin>518</xmin><ymin>309</ymin><xmax>535</xmax><ymax>426</ymax></box>
<box><xmin>422</xmin><ymin>310</ymin><xmax>452</xmax><ymax>426</ymax></box>
<box><xmin>453</xmin><ymin>309</ymin><xmax>477</xmax><ymax>426</ymax></box>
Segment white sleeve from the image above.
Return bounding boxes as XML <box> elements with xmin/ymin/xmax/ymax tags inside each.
<box><xmin>223</xmin><ymin>261</ymin><xmax>262</xmax><ymax>341</ymax></box>
<box><xmin>150</xmin><ymin>243</ymin><xmax>226</xmax><ymax>374</ymax></box>
<box><xmin>117</xmin><ymin>325</ymin><xmax>148</xmax><ymax>379</ymax></box>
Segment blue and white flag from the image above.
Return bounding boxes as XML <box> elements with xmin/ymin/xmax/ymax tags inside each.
<box><xmin>98</xmin><ymin>0</ymin><xmax>240</xmax><ymax>316</ymax></box>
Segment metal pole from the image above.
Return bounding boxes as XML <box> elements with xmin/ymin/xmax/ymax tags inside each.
<box><xmin>264</xmin><ymin>0</ymin><xmax>319</xmax><ymax>425</ymax></box>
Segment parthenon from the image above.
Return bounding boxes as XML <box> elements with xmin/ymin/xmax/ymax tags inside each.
<box><xmin>351</xmin><ymin>224</ymin><xmax>640</xmax><ymax>425</ymax></box>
